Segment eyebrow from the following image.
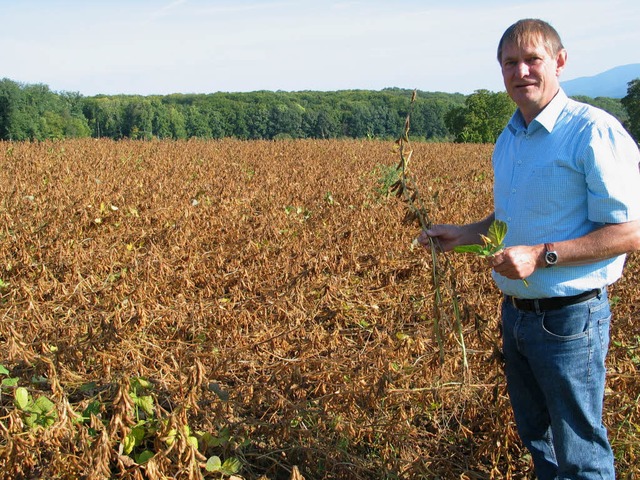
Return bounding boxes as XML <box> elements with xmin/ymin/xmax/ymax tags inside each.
<box><xmin>501</xmin><ymin>45</ymin><xmax>547</xmax><ymax>62</ymax></box>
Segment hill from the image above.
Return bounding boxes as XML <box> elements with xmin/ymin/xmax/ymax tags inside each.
<box><xmin>561</xmin><ymin>63</ymin><xmax>640</xmax><ymax>98</ymax></box>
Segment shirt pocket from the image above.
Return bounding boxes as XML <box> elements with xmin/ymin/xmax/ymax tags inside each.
<box><xmin>520</xmin><ymin>166</ymin><xmax>585</xmax><ymax>218</ymax></box>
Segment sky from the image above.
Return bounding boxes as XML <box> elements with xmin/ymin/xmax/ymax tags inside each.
<box><xmin>2</xmin><ymin>0</ymin><xmax>639</xmax><ymax>96</ymax></box>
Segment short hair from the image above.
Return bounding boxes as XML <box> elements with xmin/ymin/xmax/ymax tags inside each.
<box><xmin>497</xmin><ymin>19</ymin><xmax>564</xmax><ymax>63</ymax></box>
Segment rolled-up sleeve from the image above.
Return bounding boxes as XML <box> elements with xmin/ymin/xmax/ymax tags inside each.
<box><xmin>584</xmin><ymin>123</ymin><xmax>640</xmax><ymax>224</ymax></box>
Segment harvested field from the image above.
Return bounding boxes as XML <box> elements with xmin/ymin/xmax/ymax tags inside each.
<box><xmin>0</xmin><ymin>139</ymin><xmax>638</xmax><ymax>479</ymax></box>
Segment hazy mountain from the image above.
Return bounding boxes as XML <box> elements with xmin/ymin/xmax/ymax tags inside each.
<box><xmin>561</xmin><ymin>63</ymin><xmax>640</xmax><ymax>98</ymax></box>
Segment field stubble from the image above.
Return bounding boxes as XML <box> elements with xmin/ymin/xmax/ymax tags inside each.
<box><xmin>0</xmin><ymin>139</ymin><xmax>638</xmax><ymax>479</ymax></box>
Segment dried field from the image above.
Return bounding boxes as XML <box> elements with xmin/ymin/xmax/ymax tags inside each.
<box><xmin>0</xmin><ymin>139</ymin><xmax>638</xmax><ymax>479</ymax></box>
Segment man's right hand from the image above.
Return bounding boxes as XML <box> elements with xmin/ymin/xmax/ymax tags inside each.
<box><xmin>418</xmin><ymin>224</ymin><xmax>465</xmax><ymax>252</ymax></box>
<box><xmin>417</xmin><ymin>213</ymin><xmax>496</xmax><ymax>253</ymax></box>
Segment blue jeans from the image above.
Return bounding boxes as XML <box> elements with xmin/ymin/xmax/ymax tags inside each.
<box><xmin>501</xmin><ymin>289</ymin><xmax>615</xmax><ymax>479</ymax></box>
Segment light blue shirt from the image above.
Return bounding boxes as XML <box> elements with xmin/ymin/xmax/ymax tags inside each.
<box><xmin>492</xmin><ymin>89</ymin><xmax>640</xmax><ymax>298</ymax></box>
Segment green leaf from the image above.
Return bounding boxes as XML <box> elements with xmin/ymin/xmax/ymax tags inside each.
<box><xmin>454</xmin><ymin>220</ymin><xmax>507</xmax><ymax>258</ymax></box>
<box><xmin>205</xmin><ymin>455</ymin><xmax>222</xmax><ymax>472</ymax></box>
<box><xmin>453</xmin><ymin>244</ymin><xmax>486</xmax><ymax>255</ymax></box>
<box><xmin>395</xmin><ymin>332</ymin><xmax>410</xmax><ymax>341</ymax></box>
<box><xmin>25</xmin><ymin>413</ymin><xmax>37</xmax><ymax>428</ymax></box>
<box><xmin>131</xmin><ymin>423</ymin><xmax>146</xmax><ymax>445</ymax></box>
<box><xmin>453</xmin><ymin>220</ymin><xmax>528</xmax><ymax>286</ymax></box>
<box><xmin>487</xmin><ymin>219</ymin><xmax>507</xmax><ymax>246</ymax></box>
<box><xmin>79</xmin><ymin>381</ymin><xmax>98</xmax><ymax>393</ymax></box>
<box><xmin>0</xmin><ymin>365</ymin><xmax>10</xmax><ymax>375</ymax></box>
<box><xmin>135</xmin><ymin>377</ymin><xmax>152</xmax><ymax>389</ymax></box>
<box><xmin>32</xmin><ymin>395</ymin><xmax>54</xmax><ymax>413</ymax></box>
<box><xmin>2</xmin><ymin>377</ymin><xmax>19</xmax><ymax>387</ymax></box>
<box><xmin>15</xmin><ymin>387</ymin><xmax>30</xmax><ymax>410</ymax></box>
<box><xmin>134</xmin><ymin>394</ymin><xmax>155</xmax><ymax>417</ymax></box>
<box><xmin>82</xmin><ymin>400</ymin><xmax>101</xmax><ymax>420</ymax></box>
<box><xmin>136</xmin><ymin>450</ymin><xmax>154</xmax><ymax>464</ymax></box>
<box><xmin>221</xmin><ymin>457</ymin><xmax>242</xmax><ymax>475</ymax></box>
<box><xmin>198</xmin><ymin>431</ymin><xmax>216</xmax><ymax>448</ymax></box>
<box><xmin>164</xmin><ymin>428</ymin><xmax>178</xmax><ymax>446</ymax></box>
<box><xmin>186</xmin><ymin>435</ymin><xmax>199</xmax><ymax>449</ymax></box>
<box><xmin>130</xmin><ymin>376</ymin><xmax>152</xmax><ymax>393</ymax></box>
<box><xmin>123</xmin><ymin>431</ymin><xmax>137</xmax><ymax>455</ymax></box>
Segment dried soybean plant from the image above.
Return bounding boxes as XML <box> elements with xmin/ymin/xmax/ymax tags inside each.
<box><xmin>389</xmin><ymin>90</ymin><xmax>468</xmax><ymax>369</ymax></box>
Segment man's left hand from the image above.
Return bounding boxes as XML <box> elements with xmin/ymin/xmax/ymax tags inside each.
<box><xmin>489</xmin><ymin>245</ymin><xmax>544</xmax><ymax>280</ymax></box>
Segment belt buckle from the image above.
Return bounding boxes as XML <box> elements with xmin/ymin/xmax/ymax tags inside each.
<box><xmin>510</xmin><ymin>296</ymin><xmax>518</xmax><ymax>309</ymax></box>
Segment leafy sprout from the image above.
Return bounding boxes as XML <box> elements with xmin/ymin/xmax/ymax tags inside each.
<box><xmin>454</xmin><ymin>219</ymin><xmax>507</xmax><ymax>257</ymax></box>
<box><xmin>454</xmin><ymin>220</ymin><xmax>528</xmax><ymax>286</ymax></box>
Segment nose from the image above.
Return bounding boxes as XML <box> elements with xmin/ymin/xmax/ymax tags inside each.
<box><xmin>515</xmin><ymin>61</ymin><xmax>529</xmax><ymax>78</ymax></box>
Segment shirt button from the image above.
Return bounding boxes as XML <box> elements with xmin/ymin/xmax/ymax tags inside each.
<box><xmin>511</xmin><ymin>189</ymin><xmax>516</xmax><ymax>194</ymax></box>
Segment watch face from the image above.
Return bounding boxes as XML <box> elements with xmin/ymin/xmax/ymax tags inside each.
<box><xmin>546</xmin><ymin>251</ymin><xmax>558</xmax><ymax>264</ymax></box>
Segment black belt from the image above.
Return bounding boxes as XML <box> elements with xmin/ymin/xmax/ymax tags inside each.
<box><xmin>506</xmin><ymin>288</ymin><xmax>602</xmax><ymax>312</ymax></box>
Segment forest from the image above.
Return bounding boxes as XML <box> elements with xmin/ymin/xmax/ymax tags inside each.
<box><xmin>0</xmin><ymin>77</ymin><xmax>636</xmax><ymax>143</ymax></box>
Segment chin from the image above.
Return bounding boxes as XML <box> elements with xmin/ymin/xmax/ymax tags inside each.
<box><xmin>511</xmin><ymin>89</ymin><xmax>538</xmax><ymax>103</ymax></box>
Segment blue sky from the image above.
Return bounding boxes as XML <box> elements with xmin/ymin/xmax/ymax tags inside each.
<box><xmin>2</xmin><ymin>0</ymin><xmax>639</xmax><ymax>96</ymax></box>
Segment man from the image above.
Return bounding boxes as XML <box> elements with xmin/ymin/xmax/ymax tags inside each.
<box><xmin>419</xmin><ymin>19</ymin><xmax>640</xmax><ymax>479</ymax></box>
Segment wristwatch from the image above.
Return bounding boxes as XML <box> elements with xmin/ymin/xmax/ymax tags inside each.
<box><xmin>544</xmin><ymin>243</ymin><xmax>558</xmax><ymax>267</ymax></box>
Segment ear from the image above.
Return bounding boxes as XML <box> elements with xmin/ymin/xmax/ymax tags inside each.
<box><xmin>555</xmin><ymin>49</ymin><xmax>567</xmax><ymax>76</ymax></box>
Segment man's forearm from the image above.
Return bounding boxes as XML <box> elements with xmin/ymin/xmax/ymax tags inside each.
<box><xmin>544</xmin><ymin>220</ymin><xmax>640</xmax><ymax>267</ymax></box>
<box><xmin>462</xmin><ymin>212</ymin><xmax>496</xmax><ymax>246</ymax></box>
<box><xmin>490</xmin><ymin>219</ymin><xmax>640</xmax><ymax>281</ymax></box>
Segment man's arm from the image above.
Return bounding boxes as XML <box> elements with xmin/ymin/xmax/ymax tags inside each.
<box><xmin>490</xmin><ymin>219</ymin><xmax>640</xmax><ymax>280</ymax></box>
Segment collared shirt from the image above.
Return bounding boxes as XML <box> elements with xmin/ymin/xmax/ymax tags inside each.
<box><xmin>492</xmin><ymin>89</ymin><xmax>640</xmax><ymax>298</ymax></box>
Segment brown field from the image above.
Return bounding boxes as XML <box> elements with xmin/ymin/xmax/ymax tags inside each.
<box><xmin>0</xmin><ymin>139</ymin><xmax>638</xmax><ymax>479</ymax></box>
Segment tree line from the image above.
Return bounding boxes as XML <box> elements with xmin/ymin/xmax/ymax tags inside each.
<box><xmin>0</xmin><ymin>77</ymin><xmax>637</xmax><ymax>143</ymax></box>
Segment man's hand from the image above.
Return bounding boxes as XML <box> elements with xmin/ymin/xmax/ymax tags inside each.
<box><xmin>418</xmin><ymin>214</ymin><xmax>497</xmax><ymax>253</ymax></box>
<box><xmin>418</xmin><ymin>224</ymin><xmax>466</xmax><ymax>252</ymax></box>
<box><xmin>489</xmin><ymin>245</ymin><xmax>544</xmax><ymax>280</ymax></box>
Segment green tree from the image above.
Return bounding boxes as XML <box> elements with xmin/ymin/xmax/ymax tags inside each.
<box><xmin>445</xmin><ymin>90</ymin><xmax>515</xmax><ymax>143</ymax></box>
<box><xmin>344</xmin><ymin>102</ymin><xmax>374</xmax><ymax>138</ymax></box>
<box><xmin>571</xmin><ymin>95</ymin><xmax>628</xmax><ymax>125</ymax></box>
<box><xmin>267</xmin><ymin>103</ymin><xmax>303</xmax><ymax>139</ymax></box>
<box><xmin>245</xmin><ymin>101</ymin><xmax>270</xmax><ymax>139</ymax></box>
<box><xmin>207</xmin><ymin>109</ymin><xmax>228</xmax><ymax>139</ymax></box>
<box><xmin>302</xmin><ymin>108</ymin><xmax>340</xmax><ymax>139</ymax></box>
<box><xmin>621</xmin><ymin>78</ymin><xmax>640</xmax><ymax>142</ymax></box>
<box><xmin>124</xmin><ymin>97</ymin><xmax>154</xmax><ymax>139</ymax></box>
<box><xmin>0</xmin><ymin>80</ymin><xmax>90</xmax><ymax>140</ymax></box>
<box><xmin>370</xmin><ymin>103</ymin><xmax>400</xmax><ymax>138</ymax></box>
<box><xmin>62</xmin><ymin>113</ymin><xmax>91</xmax><ymax>138</ymax></box>
<box><xmin>59</xmin><ymin>92</ymin><xmax>91</xmax><ymax>138</ymax></box>
<box><xmin>185</xmin><ymin>105</ymin><xmax>211</xmax><ymax>138</ymax></box>
<box><xmin>83</xmin><ymin>96</ymin><xmax>124</xmax><ymax>138</ymax></box>
<box><xmin>41</xmin><ymin>111</ymin><xmax>65</xmax><ymax>139</ymax></box>
<box><xmin>444</xmin><ymin>105</ymin><xmax>467</xmax><ymax>142</ymax></box>
<box><xmin>411</xmin><ymin>101</ymin><xmax>451</xmax><ymax>140</ymax></box>
<box><xmin>0</xmin><ymin>79</ymin><xmax>21</xmax><ymax>140</ymax></box>
<box><xmin>149</xmin><ymin>98</ymin><xmax>172</xmax><ymax>139</ymax></box>
<box><xmin>168</xmin><ymin>106</ymin><xmax>187</xmax><ymax>139</ymax></box>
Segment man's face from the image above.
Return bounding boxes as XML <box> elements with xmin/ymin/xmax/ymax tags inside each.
<box><xmin>500</xmin><ymin>38</ymin><xmax>566</xmax><ymax>124</ymax></box>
